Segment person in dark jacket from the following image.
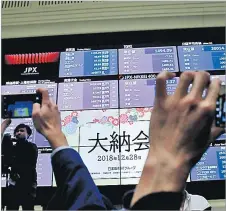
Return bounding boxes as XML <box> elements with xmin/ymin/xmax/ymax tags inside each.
<box><xmin>32</xmin><ymin>88</ymin><xmax>106</xmax><ymax>210</ymax></box>
<box><xmin>1</xmin><ymin>122</ymin><xmax>38</xmax><ymax>210</ymax></box>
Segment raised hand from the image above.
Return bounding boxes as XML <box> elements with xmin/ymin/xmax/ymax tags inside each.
<box><xmin>32</xmin><ymin>88</ymin><xmax>68</xmax><ymax>149</ymax></box>
<box><xmin>1</xmin><ymin>118</ymin><xmax>12</xmax><ymax>136</ymax></box>
<box><xmin>131</xmin><ymin>71</ymin><xmax>223</xmax><ymax>206</ymax></box>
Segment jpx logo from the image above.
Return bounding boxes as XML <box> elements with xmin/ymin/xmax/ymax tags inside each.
<box><xmin>22</xmin><ymin>67</ymin><xmax>38</xmax><ymax>75</ymax></box>
<box><xmin>24</xmin><ymin>67</ymin><xmax>37</xmax><ymax>73</ymax></box>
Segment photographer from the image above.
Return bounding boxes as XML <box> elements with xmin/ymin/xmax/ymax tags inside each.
<box><xmin>1</xmin><ymin>121</ymin><xmax>38</xmax><ymax>210</ymax></box>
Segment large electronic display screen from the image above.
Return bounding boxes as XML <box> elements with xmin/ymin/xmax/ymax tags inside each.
<box><xmin>1</xmin><ymin>83</ymin><xmax>57</xmax><ymax>103</ymax></box>
<box><xmin>59</xmin><ymin>49</ymin><xmax>118</xmax><ymax>77</ymax></box>
<box><xmin>58</xmin><ymin>80</ymin><xmax>118</xmax><ymax>110</ymax></box>
<box><xmin>2</xmin><ymin>52</ymin><xmax>60</xmax><ymax>84</ymax></box>
<box><xmin>1</xmin><ymin>43</ymin><xmax>225</xmax><ymax>187</ymax></box>
<box><xmin>59</xmin><ymin>108</ymin><xmax>151</xmax><ymax>186</ymax></box>
<box><xmin>178</xmin><ymin>44</ymin><xmax>226</xmax><ymax>72</ymax></box>
<box><xmin>119</xmin><ymin>77</ymin><xmax>179</xmax><ymax>108</ymax></box>
<box><xmin>119</xmin><ymin>46</ymin><xmax>179</xmax><ymax>74</ymax></box>
<box><xmin>36</xmin><ymin>150</ymin><xmax>53</xmax><ymax>187</ymax></box>
<box><xmin>190</xmin><ymin>146</ymin><xmax>226</xmax><ymax>181</ymax></box>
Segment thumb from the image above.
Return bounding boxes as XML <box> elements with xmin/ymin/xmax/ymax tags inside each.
<box><xmin>32</xmin><ymin>103</ymin><xmax>41</xmax><ymax>119</ymax></box>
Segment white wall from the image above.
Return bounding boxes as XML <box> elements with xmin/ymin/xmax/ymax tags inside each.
<box><xmin>2</xmin><ymin>1</ymin><xmax>226</xmax><ymax>38</ymax></box>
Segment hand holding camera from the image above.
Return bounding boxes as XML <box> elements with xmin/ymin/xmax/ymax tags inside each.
<box><xmin>2</xmin><ymin>92</ymin><xmax>42</xmax><ymax>119</ymax></box>
<box><xmin>32</xmin><ymin>88</ymin><xmax>68</xmax><ymax>149</ymax></box>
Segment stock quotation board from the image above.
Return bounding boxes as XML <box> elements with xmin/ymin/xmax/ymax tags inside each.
<box><xmin>2</xmin><ymin>44</ymin><xmax>225</xmax><ymax>187</ymax></box>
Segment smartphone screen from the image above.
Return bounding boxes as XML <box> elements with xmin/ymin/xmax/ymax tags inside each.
<box><xmin>2</xmin><ymin>94</ymin><xmax>42</xmax><ymax>118</ymax></box>
<box><xmin>216</xmin><ymin>85</ymin><xmax>225</xmax><ymax>128</ymax></box>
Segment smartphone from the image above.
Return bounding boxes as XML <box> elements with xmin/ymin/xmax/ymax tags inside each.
<box><xmin>2</xmin><ymin>93</ymin><xmax>42</xmax><ymax>119</ymax></box>
<box><xmin>215</xmin><ymin>84</ymin><xmax>225</xmax><ymax>128</ymax></box>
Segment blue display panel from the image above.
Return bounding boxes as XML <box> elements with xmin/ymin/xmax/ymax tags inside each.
<box><xmin>58</xmin><ymin>80</ymin><xmax>118</xmax><ymax>110</ymax></box>
<box><xmin>119</xmin><ymin>77</ymin><xmax>179</xmax><ymax>108</ymax></box>
<box><xmin>59</xmin><ymin>50</ymin><xmax>118</xmax><ymax>77</ymax></box>
<box><xmin>178</xmin><ymin>44</ymin><xmax>226</xmax><ymax>71</ymax></box>
<box><xmin>191</xmin><ymin>146</ymin><xmax>226</xmax><ymax>181</ymax></box>
<box><xmin>217</xmin><ymin>133</ymin><xmax>226</xmax><ymax>141</ymax></box>
<box><xmin>119</xmin><ymin>46</ymin><xmax>179</xmax><ymax>74</ymax></box>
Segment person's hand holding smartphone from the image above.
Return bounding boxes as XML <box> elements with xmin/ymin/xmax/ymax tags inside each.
<box><xmin>32</xmin><ymin>88</ymin><xmax>68</xmax><ymax>149</ymax></box>
<box><xmin>2</xmin><ymin>93</ymin><xmax>42</xmax><ymax>119</ymax></box>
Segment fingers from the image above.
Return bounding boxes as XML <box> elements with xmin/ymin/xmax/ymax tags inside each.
<box><xmin>189</xmin><ymin>72</ymin><xmax>210</xmax><ymax>99</ymax></box>
<box><xmin>32</xmin><ymin>103</ymin><xmax>41</xmax><ymax>117</ymax></box>
<box><xmin>36</xmin><ymin>88</ymin><xmax>49</xmax><ymax>105</ymax></box>
<box><xmin>174</xmin><ymin>72</ymin><xmax>195</xmax><ymax>99</ymax></box>
<box><xmin>2</xmin><ymin>119</ymin><xmax>11</xmax><ymax>127</ymax></box>
<box><xmin>155</xmin><ymin>71</ymin><xmax>176</xmax><ymax>102</ymax></box>
<box><xmin>50</xmin><ymin>98</ymin><xmax>56</xmax><ymax>106</ymax></box>
<box><xmin>1</xmin><ymin>119</ymin><xmax>12</xmax><ymax>134</ymax></box>
<box><xmin>193</xmin><ymin>78</ymin><xmax>221</xmax><ymax>122</ymax></box>
<box><xmin>205</xmin><ymin>78</ymin><xmax>221</xmax><ymax>105</ymax></box>
<box><xmin>50</xmin><ymin>99</ymin><xmax>59</xmax><ymax>112</ymax></box>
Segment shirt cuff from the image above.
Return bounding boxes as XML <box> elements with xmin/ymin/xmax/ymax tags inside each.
<box><xmin>51</xmin><ymin>146</ymin><xmax>73</xmax><ymax>158</ymax></box>
<box><xmin>131</xmin><ymin>192</ymin><xmax>183</xmax><ymax>210</ymax></box>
